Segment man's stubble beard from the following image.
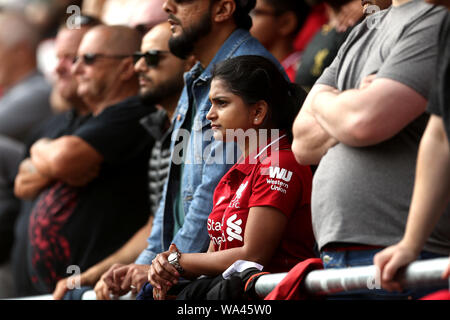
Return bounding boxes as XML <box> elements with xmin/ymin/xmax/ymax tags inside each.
<box><xmin>168</xmin><ymin>10</ymin><xmax>213</xmax><ymax>59</ymax></box>
<box><xmin>139</xmin><ymin>71</ymin><xmax>185</xmax><ymax>107</ymax></box>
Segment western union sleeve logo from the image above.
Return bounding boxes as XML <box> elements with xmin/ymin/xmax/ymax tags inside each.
<box><xmin>268</xmin><ymin>167</ymin><xmax>293</xmax><ymax>182</ymax></box>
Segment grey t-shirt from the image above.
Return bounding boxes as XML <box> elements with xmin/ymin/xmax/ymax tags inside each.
<box><xmin>0</xmin><ymin>72</ymin><xmax>52</xmax><ymax>143</ymax></box>
<box><xmin>313</xmin><ymin>0</ymin><xmax>450</xmax><ymax>255</ymax></box>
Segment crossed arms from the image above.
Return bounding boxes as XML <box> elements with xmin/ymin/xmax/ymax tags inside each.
<box><xmin>292</xmin><ymin>77</ymin><xmax>428</xmax><ymax>165</ymax></box>
<box><xmin>14</xmin><ymin>136</ymin><xmax>103</xmax><ymax>199</ymax></box>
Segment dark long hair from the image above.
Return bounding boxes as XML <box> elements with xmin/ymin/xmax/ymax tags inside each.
<box><xmin>233</xmin><ymin>0</ymin><xmax>256</xmax><ymax>30</ymax></box>
<box><xmin>211</xmin><ymin>55</ymin><xmax>307</xmax><ymax>140</ymax></box>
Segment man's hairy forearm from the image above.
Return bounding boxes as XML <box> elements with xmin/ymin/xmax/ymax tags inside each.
<box><xmin>292</xmin><ymin>84</ymin><xmax>339</xmax><ymax>165</ymax></box>
<box><xmin>292</xmin><ymin>110</ymin><xmax>338</xmax><ymax>165</ymax></box>
<box><xmin>30</xmin><ymin>139</ymin><xmax>55</xmax><ymax>177</ymax></box>
<box><xmin>311</xmin><ymin>79</ymin><xmax>428</xmax><ymax>147</ymax></box>
<box><xmin>30</xmin><ymin>136</ymin><xmax>103</xmax><ymax>183</ymax></box>
<box><xmin>14</xmin><ymin>158</ymin><xmax>53</xmax><ymax>199</ymax></box>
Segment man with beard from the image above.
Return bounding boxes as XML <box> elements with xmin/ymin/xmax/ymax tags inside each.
<box><xmin>11</xmin><ymin>25</ymin><xmax>155</xmax><ymax>297</ymax></box>
<box><xmin>50</xmin><ymin>22</ymin><xmax>195</xmax><ymax>300</ymax></box>
<box><xmin>101</xmin><ymin>0</ymin><xmax>285</xmax><ymax>300</ymax></box>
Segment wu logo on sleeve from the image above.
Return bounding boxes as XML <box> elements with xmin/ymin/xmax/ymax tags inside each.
<box><xmin>268</xmin><ymin>167</ymin><xmax>292</xmax><ymax>182</ymax></box>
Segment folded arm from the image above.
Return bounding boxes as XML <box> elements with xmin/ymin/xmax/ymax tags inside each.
<box><xmin>30</xmin><ymin>136</ymin><xmax>103</xmax><ymax>186</ymax></box>
<box><xmin>310</xmin><ymin>78</ymin><xmax>428</xmax><ymax>147</ymax></box>
<box><xmin>14</xmin><ymin>158</ymin><xmax>52</xmax><ymax>199</ymax></box>
<box><xmin>292</xmin><ymin>84</ymin><xmax>339</xmax><ymax>165</ymax></box>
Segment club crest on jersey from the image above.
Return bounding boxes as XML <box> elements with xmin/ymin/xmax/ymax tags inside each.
<box><xmin>229</xmin><ymin>181</ymin><xmax>248</xmax><ymax>209</ymax></box>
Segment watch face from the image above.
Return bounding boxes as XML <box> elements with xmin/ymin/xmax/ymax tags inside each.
<box><xmin>168</xmin><ymin>252</ymin><xmax>177</xmax><ymax>263</ymax></box>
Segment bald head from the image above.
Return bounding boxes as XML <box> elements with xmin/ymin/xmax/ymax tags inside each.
<box><xmin>81</xmin><ymin>25</ymin><xmax>142</xmax><ymax>56</ymax></box>
<box><xmin>73</xmin><ymin>25</ymin><xmax>142</xmax><ymax>113</ymax></box>
<box><xmin>142</xmin><ymin>22</ymin><xmax>173</xmax><ymax>51</ymax></box>
<box><xmin>55</xmin><ymin>26</ymin><xmax>91</xmax><ymax>61</ymax></box>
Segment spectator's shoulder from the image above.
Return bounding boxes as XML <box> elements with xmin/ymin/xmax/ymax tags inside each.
<box><xmin>27</xmin><ymin>72</ymin><xmax>52</xmax><ymax>94</ymax></box>
<box><xmin>231</xmin><ymin>31</ymin><xmax>287</xmax><ymax>77</ymax></box>
<box><xmin>233</xmin><ymin>32</ymin><xmax>276</xmax><ymax>61</ymax></box>
<box><xmin>259</xmin><ymin>147</ymin><xmax>309</xmax><ymax>176</ymax></box>
<box><xmin>407</xmin><ymin>1</ymin><xmax>448</xmax><ymax>29</ymax></box>
<box><xmin>100</xmin><ymin>95</ymin><xmax>155</xmax><ymax>119</ymax></box>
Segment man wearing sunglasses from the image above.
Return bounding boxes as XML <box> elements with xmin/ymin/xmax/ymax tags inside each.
<box><xmin>11</xmin><ymin>18</ymin><xmax>100</xmax><ymax>297</ymax></box>
<box><xmin>13</xmin><ymin>25</ymin><xmax>158</xmax><ymax>296</ymax></box>
<box><xmin>50</xmin><ymin>22</ymin><xmax>195</xmax><ymax>300</ymax></box>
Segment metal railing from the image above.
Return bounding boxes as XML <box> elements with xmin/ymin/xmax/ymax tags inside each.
<box><xmin>254</xmin><ymin>257</ymin><xmax>450</xmax><ymax>298</ymax></box>
<box><xmin>6</xmin><ymin>291</ymin><xmax>134</xmax><ymax>300</ymax></box>
<box><xmin>6</xmin><ymin>258</ymin><xmax>449</xmax><ymax>300</ymax></box>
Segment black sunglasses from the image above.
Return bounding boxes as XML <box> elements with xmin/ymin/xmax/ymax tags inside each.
<box><xmin>133</xmin><ymin>50</ymin><xmax>170</xmax><ymax>67</ymax></box>
<box><xmin>73</xmin><ymin>53</ymin><xmax>131</xmax><ymax>65</ymax></box>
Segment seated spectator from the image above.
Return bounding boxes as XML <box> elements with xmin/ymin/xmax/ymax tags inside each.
<box><xmin>0</xmin><ymin>10</ymin><xmax>53</xmax><ymax>143</ymax></box>
<box><xmin>374</xmin><ymin>0</ymin><xmax>450</xmax><ymax>294</ymax></box>
<box><xmin>11</xmin><ymin>18</ymin><xmax>99</xmax><ymax>297</ymax></box>
<box><xmin>292</xmin><ymin>0</ymin><xmax>450</xmax><ymax>299</ymax></box>
<box><xmin>250</xmin><ymin>0</ymin><xmax>311</xmax><ymax>81</ymax></box>
<box><xmin>14</xmin><ymin>18</ymin><xmax>100</xmax><ymax>202</ymax></box>
<box><xmin>50</xmin><ymin>22</ymin><xmax>195</xmax><ymax>300</ymax></box>
<box><xmin>95</xmin><ymin>0</ymin><xmax>286</xmax><ymax>301</ymax></box>
<box><xmin>146</xmin><ymin>55</ymin><xmax>316</xmax><ymax>300</ymax></box>
<box><xmin>12</xmin><ymin>25</ymin><xmax>155</xmax><ymax>296</ymax></box>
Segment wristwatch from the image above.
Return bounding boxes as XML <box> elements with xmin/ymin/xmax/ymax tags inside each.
<box><xmin>168</xmin><ymin>250</ymin><xmax>184</xmax><ymax>274</ymax></box>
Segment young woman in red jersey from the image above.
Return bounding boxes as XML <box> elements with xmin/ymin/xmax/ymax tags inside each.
<box><xmin>147</xmin><ymin>55</ymin><xmax>316</xmax><ymax>300</ymax></box>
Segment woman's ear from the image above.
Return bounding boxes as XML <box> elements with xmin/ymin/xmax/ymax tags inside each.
<box><xmin>212</xmin><ymin>0</ymin><xmax>236</xmax><ymax>23</ymax></box>
<box><xmin>252</xmin><ymin>100</ymin><xmax>269</xmax><ymax>126</ymax></box>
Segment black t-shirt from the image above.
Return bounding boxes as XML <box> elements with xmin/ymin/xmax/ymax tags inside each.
<box><xmin>24</xmin><ymin>109</ymin><xmax>92</xmax><ymax>155</ymax></box>
<box><xmin>25</xmin><ymin>96</ymin><xmax>155</xmax><ymax>293</ymax></box>
<box><xmin>427</xmin><ymin>12</ymin><xmax>450</xmax><ymax>143</ymax></box>
<box><xmin>12</xmin><ymin>109</ymin><xmax>92</xmax><ymax>296</ymax></box>
<box><xmin>295</xmin><ymin>24</ymin><xmax>354</xmax><ymax>92</ymax></box>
